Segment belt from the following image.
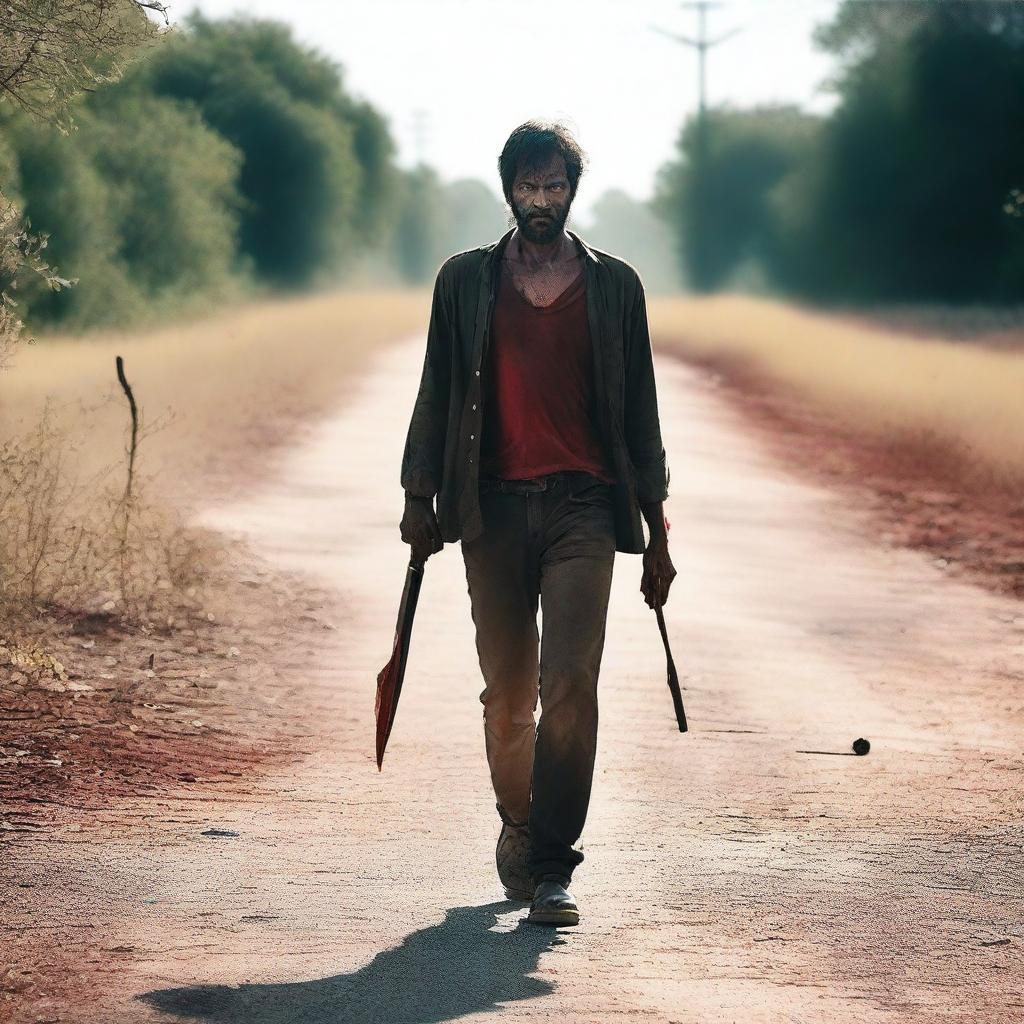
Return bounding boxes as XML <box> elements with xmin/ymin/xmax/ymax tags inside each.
<box><xmin>479</xmin><ymin>471</ymin><xmax>575</xmax><ymax>495</ymax></box>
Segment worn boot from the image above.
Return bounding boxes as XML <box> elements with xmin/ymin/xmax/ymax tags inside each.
<box><xmin>527</xmin><ymin>875</ymin><xmax>580</xmax><ymax>927</ymax></box>
<box><xmin>495</xmin><ymin>804</ymin><xmax>532</xmax><ymax>901</ymax></box>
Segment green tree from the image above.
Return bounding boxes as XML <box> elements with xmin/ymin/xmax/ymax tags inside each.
<box><xmin>439</xmin><ymin>178</ymin><xmax>507</xmax><ymax>258</ymax></box>
<box><xmin>815</xmin><ymin>0</ymin><xmax>1024</xmax><ymax>64</ymax></box>
<box><xmin>0</xmin><ymin>0</ymin><xmax>166</xmax><ymax>349</ymax></box>
<box><xmin>130</xmin><ymin>14</ymin><xmax>397</xmax><ymax>287</ymax></box>
<box><xmin>794</xmin><ymin>0</ymin><xmax>1024</xmax><ymax>301</ymax></box>
<box><xmin>2</xmin><ymin>91</ymin><xmax>244</xmax><ymax>329</ymax></box>
<box><xmin>0</xmin><ymin>0</ymin><xmax>166</xmax><ymax>129</ymax></box>
<box><xmin>583</xmin><ymin>189</ymin><xmax>681</xmax><ymax>294</ymax></box>
<box><xmin>654</xmin><ymin>104</ymin><xmax>819</xmax><ymax>292</ymax></box>
<box><xmin>391</xmin><ymin>163</ymin><xmax>448</xmax><ymax>284</ymax></box>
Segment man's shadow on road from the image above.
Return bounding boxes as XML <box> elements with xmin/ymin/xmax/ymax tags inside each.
<box><xmin>138</xmin><ymin>901</ymin><xmax>560</xmax><ymax>1024</ymax></box>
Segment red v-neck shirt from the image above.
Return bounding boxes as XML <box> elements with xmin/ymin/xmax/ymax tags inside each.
<box><xmin>479</xmin><ymin>257</ymin><xmax>615</xmax><ymax>484</ymax></box>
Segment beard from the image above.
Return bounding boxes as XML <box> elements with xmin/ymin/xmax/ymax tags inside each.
<box><xmin>510</xmin><ymin>199</ymin><xmax>571</xmax><ymax>244</ymax></box>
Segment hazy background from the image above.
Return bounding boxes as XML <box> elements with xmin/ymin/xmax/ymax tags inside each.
<box><xmin>179</xmin><ymin>0</ymin><xmax>843</xmax><ymax>216</ymax></box>
<box><xmin>2</xmin><ymin>1</ymin><xmax>1022</xmax><ymax>326</ymax></box>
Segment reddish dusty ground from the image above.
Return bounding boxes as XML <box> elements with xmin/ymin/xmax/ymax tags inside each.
<box><xmin>670</xmin><ymin>347</ymin><xmax>1024</xmax><ymax>602</ymax></box>
<box><xmin>1</xmin><ymin>563</ymin><xmax>342</xmax><ymax>824</ymax></box>
<box><xmin>3</xmin><ymin>334</ymin><xmax>1023</xmax><ymax>1023</ymax></box>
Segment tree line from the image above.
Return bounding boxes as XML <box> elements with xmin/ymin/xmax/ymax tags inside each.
<box><xmin>654</xmin><ymin>0</ymin><xmax>1024</xmax><ymax>304</ymax></box>
<box><xmin>9</xmin><ymin>1</ymin><xmax>1002</xmax><ymax>333</ymax></box>
<box><xmin>0</xmin><ymin>11</ymin><xmax>514</xmax><ymax>333</ymax></box>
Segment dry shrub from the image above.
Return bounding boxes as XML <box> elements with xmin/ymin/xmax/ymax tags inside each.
<box><xmin>0</xmin><ymin>1</ymin><xmax>166</xmax><ymax>128</ymax></box>
<box><xmin>0</xmin><ymin>394</ymin><xmax>224</xmax><ymax>624</ymax></box>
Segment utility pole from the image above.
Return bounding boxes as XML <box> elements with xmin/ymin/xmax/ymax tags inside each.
<box><xmin>651</xmin><ymin>1</ymin><xmax>742</xmax><ymax>117</ymax></box>
<box><xmin>651</xmin><ymin>2</ymin><xmax>743</xmax><ymax>293</ymax></box>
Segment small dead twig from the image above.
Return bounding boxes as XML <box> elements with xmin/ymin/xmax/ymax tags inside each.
<box><xmin>115</xmin><ymin>355</ymin><xmax>138</xmax><ymax>502</ymax></box>
<box><xmin>115</xmin><ymin>355</ymin><xmax>139</xmax><ymax>602</ymax></box>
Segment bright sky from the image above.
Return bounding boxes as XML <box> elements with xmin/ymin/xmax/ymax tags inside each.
<box><xmin>177</xmin><ymin>0</ymin><xmax>843</xmax><ymax>219</ymax></box>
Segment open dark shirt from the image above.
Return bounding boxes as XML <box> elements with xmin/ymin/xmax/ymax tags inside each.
<box><xmin>400</xmin><ymin>227</ymin><xmax>670</xmax><ymax>555</ymax></box>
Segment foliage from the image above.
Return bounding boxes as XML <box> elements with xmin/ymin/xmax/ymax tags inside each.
<box><xmin>815</xmin><ymin>0</ymin><xmax>1024</xmax><ymax>61</ymax></box>
<box><xmin>0</xmin><ymin>0</ymin><xmax>167</xmax><ymax>130</ymax></box>
<box><xmin>439</xmin><ymin>178</ymin><xmax>507</xmax><ymax>259</ymax></box>
<box><xmin>0</xmin><ymin>0</ymin><xmax>167</xmax><ymax>349</ymax></box>
<box><xmin>391</xmin><ymin>164</ymin><xmax>447</xmax><ymax>284</ymax></box>
<box><xmin>655</xmin><ymin>0</ymin><xmax>1024</xmax><ymax>304</ymax></box>
<box><xmin>129</xmin><ymin>13</ymin><xmax>396</xmax><ymax>287</ymax></box>
<box><xmin>1</xmin><ymin>92</ymin><xmax>244</xmax><ymax>328</ymax></box>
<box><xmin>0</xmin><ymin>190</ymin><xmax>76</xmax><ymax>361</ymax></box>
<box><xmin>797</xmin><ymin>1</ymin><xmax>1024</xmax><ymax>302</ymax></box>
<box><xmin>583</xmin><ymin>189</ymin><xmax>680</xmax><ymax>294</ymax></box>
<box><xmin>0</xmin><ymin>12</ymin><xmax>407</xmax><ymax>328</ymax></box>
<box><xmin>653</xmin><ymin>105</ymin><xmax>819</xmax><ymax>293</ymax></box>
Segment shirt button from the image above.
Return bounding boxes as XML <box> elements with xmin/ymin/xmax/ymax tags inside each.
<box><xmin>475</xmin><ymin>370</ymin><xmax>480</xmax><ymax>376</ymax></box>
<box><xmin>470</xmin><ymin>434</ymin><xmax>475</xmax><ymax>440</ymax></box>
<box><xmin>472</xmin><ymin>404</ymin><xmax>477</xmax><ymax>410</ymax></box>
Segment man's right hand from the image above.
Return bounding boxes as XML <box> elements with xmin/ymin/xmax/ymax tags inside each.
<box><xmin>400</xmin><ymin>494</ymin><xmax>444</xmax><ymax>565</ymax></box>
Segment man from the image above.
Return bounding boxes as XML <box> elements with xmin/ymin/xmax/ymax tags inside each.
<box><xmin>399</xmin><ymin>120</ymin><xmax>675</xmax><ymax>927</ymax></box>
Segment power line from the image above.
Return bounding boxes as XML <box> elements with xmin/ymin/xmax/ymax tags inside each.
<box><xmin>650</xmin><ymin>1</ymin><xmax>743</xmax><ymax>116</ymax></box>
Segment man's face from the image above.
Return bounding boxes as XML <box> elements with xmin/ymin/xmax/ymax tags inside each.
<box><xmin>509</xmin><ymin>154</ymin><xmax>573</xmax><ymax>244</ymax></box>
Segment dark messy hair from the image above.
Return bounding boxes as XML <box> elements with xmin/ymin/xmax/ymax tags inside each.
<box><xmin>498</xmin><ymin>120</ymin><xmax>588</xmax><ymax>204</ymax></box>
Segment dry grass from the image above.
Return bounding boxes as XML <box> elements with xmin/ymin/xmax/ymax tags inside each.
<box><xmin>0</xmin><ymin>397</ymin><xmax>218</xmax><ymax>621</ymax></box>
<box><xmin>0</xmin><ymin>287</ymin><xmax>430</xmax><ymax>836</ymax></box>
<box><xmin>648</xmin><ymin>293</ymin><xmax>1024</xmax><ymax>498</ymax></box>
<box><xmin>0</xmin><ymin>287</ymin><xmax>430</xmax><ymax>623</ymax></box>
<box><xmin>2</xmin><ymin>287</ymin><xmax>430</xmax><ymax>506</ymax></box>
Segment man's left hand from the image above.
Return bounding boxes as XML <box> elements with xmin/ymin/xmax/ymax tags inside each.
<box><xmin>641</xmin><ymin>533</ymin><xmax>676</xmax><ymax>609</ymax></box>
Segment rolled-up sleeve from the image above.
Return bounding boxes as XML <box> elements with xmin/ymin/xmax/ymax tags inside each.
<box><xmin>623</xmin><ymin>274</ymin><xmax>670</xmax><ymax>503</ymax></box>
<box><xmin>400</xmin><ymin>263</ymin><xmax>453</xmax><ymax>499</ymax></box>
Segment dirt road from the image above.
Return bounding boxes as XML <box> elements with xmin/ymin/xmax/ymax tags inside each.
<box><xmin>4</xmin><ymin>336</ymin><xmax>1023</xmax><ymax>1023</ymax></box>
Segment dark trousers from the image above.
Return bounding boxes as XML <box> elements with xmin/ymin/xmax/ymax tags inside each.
<box><xmin>460</xmin><ymin>469</ymin><xmax>617</xmax><ymax>883</ymax></box>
